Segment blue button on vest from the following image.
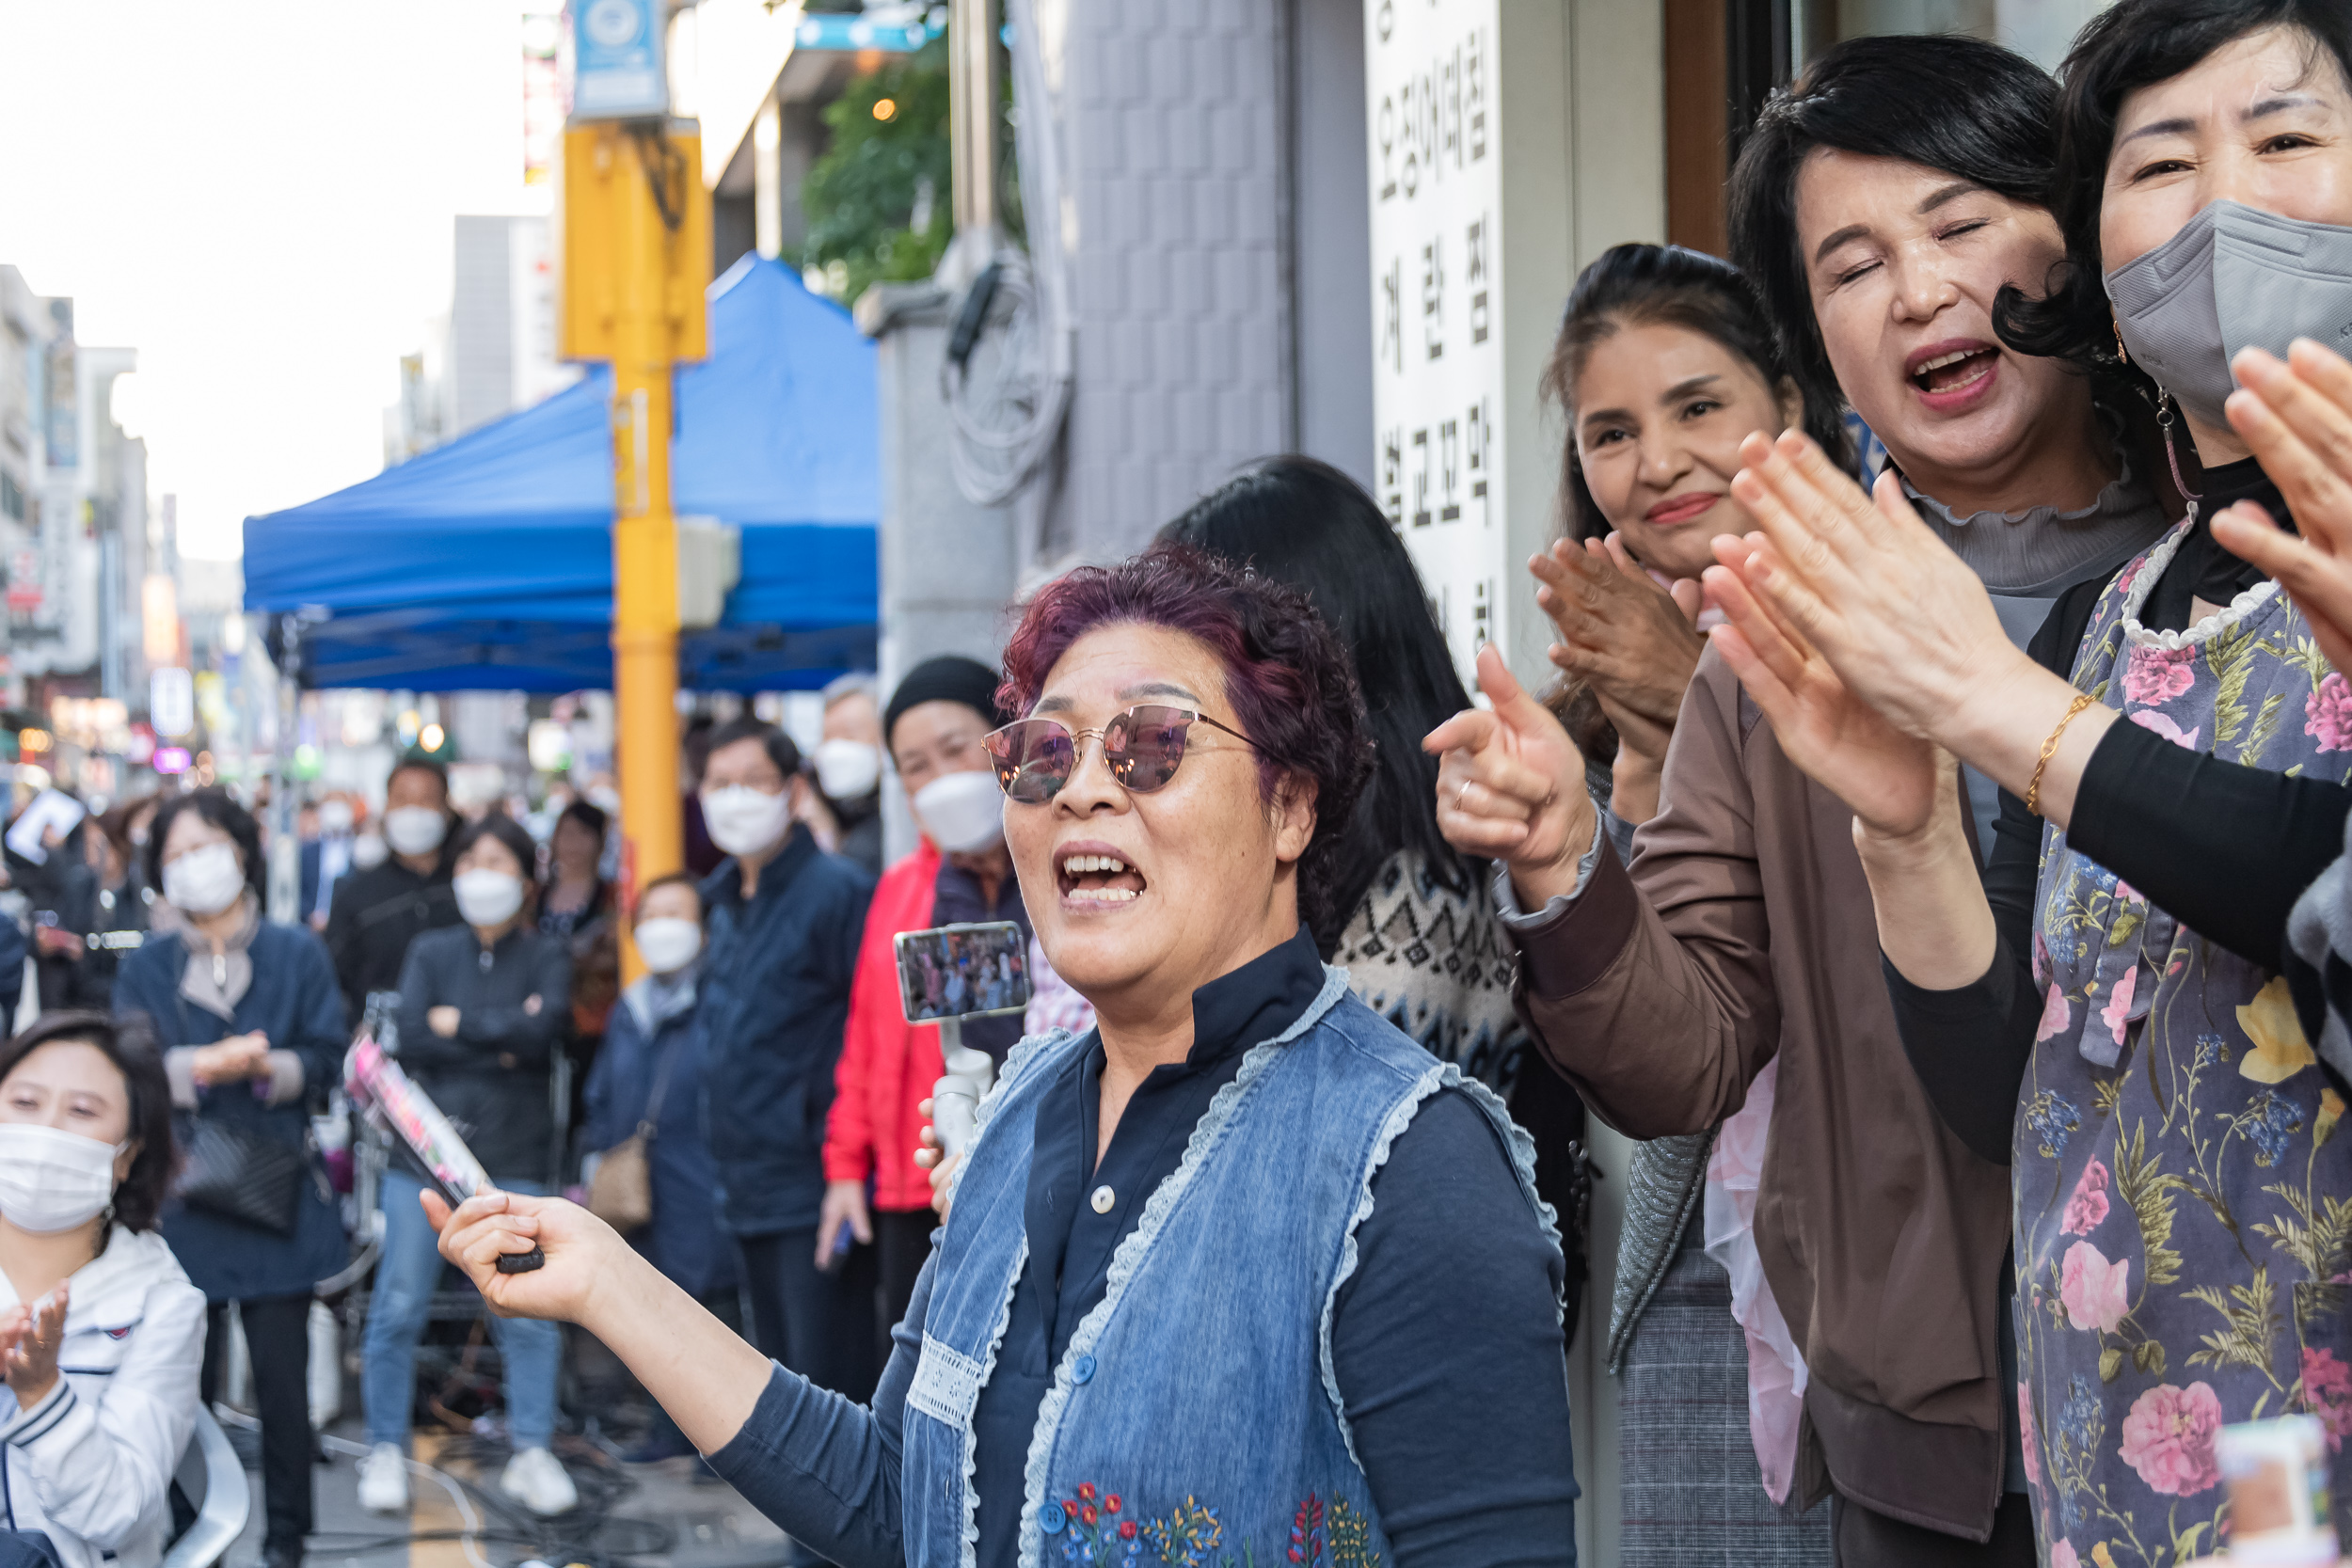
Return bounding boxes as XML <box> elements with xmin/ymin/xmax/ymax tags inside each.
<box><xmin>897</xmin><ymin>966</ymin><xmax>1559</xmax><ymax>1566</ymax></box>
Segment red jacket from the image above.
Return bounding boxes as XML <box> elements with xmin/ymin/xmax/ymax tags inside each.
<box><xmin>822</xmin><ymin>840</ymin><xmax>946</xmax><ymax>1211</ymax></box>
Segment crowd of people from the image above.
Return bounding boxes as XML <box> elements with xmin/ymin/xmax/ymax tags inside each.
<box><xmin>2</xmin><ymin>2</ymin><xmax>2349</xmax><ymax>1567</ymax></box>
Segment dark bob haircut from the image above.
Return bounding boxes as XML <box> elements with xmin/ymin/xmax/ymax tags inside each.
<box><xmin>1158</xmin><ymin>456</ymin><xmax>1477</xmax><ymax>952</ymax></box>
<box><xmin>997</xmin><ymin>545</ymin><xmax>1375</xmax><ymax>937</ymax></box>
<box><xmin>450</xmin><ymin>814</ymin><xmax>542</xmax><ymax>890</ymax></box>
<box><xmin>633</xmin><ymin>869</ymin><xmax>704</xmax><ymax>923</ymax></box>
<box><xmin>1543</xmin><ymin>244</ymin><xmax>1857</xmax><ymax>544</ymax></box>
<box><xmin>1728</xmin><ymin>34</ymin><xmax>2061</xmax><ymax>422</ymax></box>
<box><xmin>1993</xmin><ymin>0</ymin><xmax>2352</xmax><ymax>383</ymax></box>
<box><xmin>704</xmin><ymin>718</ymin><xmax>803</xmax><ymax>785</ymax></box>
<box><xmin>0</xmin><ymin>1011</ymin><xmax>178</xmax><ymax>1232</ymax></box>
<box><xmin>554</xmin><ymin>798</ymin><xmax>609</xmax><ymax>850</ymax></box>
<box><xmin>145</xmin><ymin>788</ymin><xmax>265</xmax><ymax>907</ymax></box>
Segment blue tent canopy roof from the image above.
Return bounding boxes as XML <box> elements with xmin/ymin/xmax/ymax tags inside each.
<box><xmin>243</xmin><ymin>255</ymin><xmax>879</xmax><ymax>692</ymax></box>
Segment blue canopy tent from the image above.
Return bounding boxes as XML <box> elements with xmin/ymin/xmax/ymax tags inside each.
<box><xmin>242</xmin><ymin>255</ymin><xmax>878</xmax><ymax>693</ymax></box>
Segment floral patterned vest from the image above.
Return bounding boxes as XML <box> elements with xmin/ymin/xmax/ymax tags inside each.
<box><xmin>2018</xmin><ymin>517</ymin><xmax>2352</xmax><ymax>1566</ymax></box>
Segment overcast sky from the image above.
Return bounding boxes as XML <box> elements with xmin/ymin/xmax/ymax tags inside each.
<box><xmin>0</xmin><ymin>2</ymin><xmax>546</xmax><ymax>559</ymax></box>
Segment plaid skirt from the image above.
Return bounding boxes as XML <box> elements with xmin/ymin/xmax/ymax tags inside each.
<box><xmin>1618</xmin><ymin>1238</ymin><xmax>1832</xmax><ymax>1565</ymax></box>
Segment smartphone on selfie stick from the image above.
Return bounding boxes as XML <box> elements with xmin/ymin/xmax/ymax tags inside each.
<box><xmin>346</xmin><ymin>1034</ymin><xmax>545</xmax><ymax>1273</ymax></box>
<box><xmin>893</xmin><ymin>921</ymin><xmax>1032</xmax><ymax>1158</ymax></box>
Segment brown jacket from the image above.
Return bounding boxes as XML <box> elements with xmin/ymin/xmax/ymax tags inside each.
<box><xmin>1507</xmin><ymin>649</ymin><xmax>2012</xmax><ymax>1540</ymax></box>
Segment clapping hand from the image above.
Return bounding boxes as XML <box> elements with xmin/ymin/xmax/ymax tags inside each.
<box><xmin>189</xmin><ymin>1032</ymin><xmax>270</xmax><ymax>1088</ymax></box>
<box><xmin>2210</xmin><ymin>340</ymin><xmax>2352</xmax><ymax>670</ymax></box>
<box><xmin>1530</xmin><ymin>534</ymin><xmax>1706</xmax><ymax>730</ymax></box>
<box><xmin>1424</xmin><ymin>645</ymin><xmax>1597</xmax><ymax>909</ymax></box>
<box><xmin>1703</xmin><ymin>536</ymin><xmax>1948</xmax><ymax>845</ymax></box>
<box><xmin>0</xmin><ymin>1287</ymin><xmax>67</xmax><ymax>1410</ymax></box>
<box><xmin>1724</xmin><ymin>430</ymin><xmax>2025</xmax><ymax>750</ymax></box>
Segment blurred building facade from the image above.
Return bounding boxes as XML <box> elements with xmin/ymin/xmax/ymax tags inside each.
<box><xmin>0</xmin><ymin>270</ymin><xmax>156</xmax><ymax>714</ymax></box>
<box><xmin>383</xmin><ymin>215</ymin><xmax>578</xmax><ymax>467</ymax></box>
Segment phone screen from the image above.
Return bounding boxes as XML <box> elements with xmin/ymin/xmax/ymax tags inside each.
<box><xmin>893</xmin><ymin>921</ymin><xmax>1033</xmax><ymax>1024</ymax></box>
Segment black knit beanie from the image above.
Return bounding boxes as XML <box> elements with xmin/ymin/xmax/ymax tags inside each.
<box><xmin>883</xmin><ymin>655</ymin><xmax>1009</xmax><ymax>750</ymax></box>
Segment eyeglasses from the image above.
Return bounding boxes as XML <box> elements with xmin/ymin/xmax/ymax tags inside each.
<box><xmin>983</xmin><ymin>705</ymin><xmax>1260</xmax><ymax>803</ymax></box>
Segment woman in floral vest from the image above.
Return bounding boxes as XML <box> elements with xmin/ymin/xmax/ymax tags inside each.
<box><xmin>1673</xmin><ymin>2</ymin><xmax>2352</xmax><ymax>1561</ymax></box>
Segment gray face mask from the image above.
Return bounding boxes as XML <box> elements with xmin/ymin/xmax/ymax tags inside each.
<box><xmin>2105</xmin><ymin>199</ymin><xmax>2352</xmax><ymax>429</ymax></box>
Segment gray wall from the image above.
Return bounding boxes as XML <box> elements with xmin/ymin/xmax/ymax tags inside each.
<box><xmin>1042</xmin><ymin>0</ymin><xmax>1297</xmax><ymax>561</ymax></box>
<box><xmin>866</xmin><ymin>285</ymin><xmax>1023</xmax><ymax>858</ymax></box>
<box><xmin>1289</xmin><ymin>0</ymin><xmax>1374</xmax><ymax>488</ymax></box>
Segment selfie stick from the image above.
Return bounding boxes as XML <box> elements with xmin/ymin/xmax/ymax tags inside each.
<box><xmin>345</xmin><ymin>1036</ymin><xmax>546</xmax><ymax>1273</ymax></box>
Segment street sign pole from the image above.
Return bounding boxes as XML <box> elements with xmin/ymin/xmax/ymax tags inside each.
<box><xmin>559</xmin><ymin>21</ymin><xmax>709</xmax><ymax>980</ymax></box>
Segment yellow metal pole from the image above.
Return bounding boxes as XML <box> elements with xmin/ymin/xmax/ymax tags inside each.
<box><xmin>560</xmin><ymin>121</ymin><xmax>708</xmax><ymax>983</ymax></box>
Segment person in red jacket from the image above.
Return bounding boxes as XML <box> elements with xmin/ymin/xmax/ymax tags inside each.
<box><xmin>816</xmin><ymin>657</ymin><xmax>1027</xmax><ymax>1340</ymax></box>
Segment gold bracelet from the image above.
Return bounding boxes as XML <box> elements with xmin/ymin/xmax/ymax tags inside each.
<box><xmin>2026</xmin><ymin>691</ymin><xmax>2098</xmax><ymax>818</ymax></box>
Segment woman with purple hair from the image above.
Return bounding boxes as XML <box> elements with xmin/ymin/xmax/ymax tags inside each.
<box><xmin>419</xmin><ymin>546</ymin><xmax>1580</xmax><ymax>1567</ymax></box>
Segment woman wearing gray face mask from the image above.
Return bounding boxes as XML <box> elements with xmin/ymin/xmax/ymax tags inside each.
<box><xmin>1634</xmin><ymin>0</ymin><xmax>2352</xmax><ymax>1556</ymax></box>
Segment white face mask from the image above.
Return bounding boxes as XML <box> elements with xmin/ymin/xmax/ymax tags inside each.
<box><xmin>912</xmin><ymin>768</ymin><xmax>1006</xmax><ymax>854</ymax></box>
<box><xmin>319</xmin><ymin>799</ymin><xmax>356</xmax><ymax>834</ymax></box>
<box><xmin>634</xmin><ymin>916</ymin><xmax>703</xmax><ymax>974</ymax></box>
<box><xmin>0</xmin><ymin>1124</ymin><xmax>125</xmax><ymax>1234</ymax></box>
<box><xmin>453</xmin><ymin>868</ymin><xmax>526</xmax><ymax>927</ymax></box>
<box><xmin>162</xmin><ymin>841</ymin><xmax>246</xmax><ymax>917</ymax></box>
<box><xmin>350</xmin><ymin>832</ymin><xmax>389</xmax><ymax>870</ymax></box>
<box><xmin>701</xmin><ymin>784</ymin><xmax>792</xmax><ymax>858</ymax></box>
<box><xmin>383</xmin><ymin>806</ymin><xmax>449</xmax><ymax>858</ymax></box>
<box><xmin>813</xmin><ymin>739</ymin><xmax>883</xmax><ymax>802</ymax></box>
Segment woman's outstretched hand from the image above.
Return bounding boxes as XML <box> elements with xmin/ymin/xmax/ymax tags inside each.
<box><xmin>1726</xmin><ymin>431</ymin><xmax>2027</xmax><ymax>752</ymax></box>
<box><xmin>423</xmin><ymin>1188</ymin><xmax>623</xmax><ymax>1325</ymax></box>
<box><xmin>1425</xmin><ymin>645</ymin><xmax>1597</xmax><ymax>909</ymax></box>
<box><xmin>1530</xmin><ymin>534</ymin><xmax>1705</xmax><ymax>730</ymax></box>
<box><xmin>2212</xmin><ymin>339</ymin><xmax>2352</xmax><ymax>669</ymax></box>
<box><xmin>1704</xmin><ymin>536</ymin><xmax>1947</xmax><ymax>844</ymax></box>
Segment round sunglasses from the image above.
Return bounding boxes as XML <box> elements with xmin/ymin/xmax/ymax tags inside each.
<box><xmin>983</xmin><ymin>705</ymin><xmax>1261</xmax><ymax>803</ymax></box>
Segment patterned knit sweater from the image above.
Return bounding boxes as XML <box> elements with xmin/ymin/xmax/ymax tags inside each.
<box><xmin>1329</xmin><ymin>848</ymin><xmax>1527</xmax><ymax>1095</ymax></box>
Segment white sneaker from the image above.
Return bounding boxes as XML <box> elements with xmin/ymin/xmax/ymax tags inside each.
<box><xmin>356</xmin><ymin>1443</ymin><xmax>408</xmax><ymax>1514</ymax></box>
<box><xmin>500</xmin><ymin>1447</ymin><xmax>579</xmax><ymax>1517</ymax></box>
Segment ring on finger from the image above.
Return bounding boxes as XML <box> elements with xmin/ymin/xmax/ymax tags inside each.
<box><xmin>1455</xmin><ymin>781</ymin><xmax>1473</xmax><ymax>811</ymax></box>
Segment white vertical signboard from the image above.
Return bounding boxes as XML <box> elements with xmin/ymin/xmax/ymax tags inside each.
<box><xmin>1366</xmin><ymin>0</ymin><xmax>1504</xmax><ymax>681</ymax></box>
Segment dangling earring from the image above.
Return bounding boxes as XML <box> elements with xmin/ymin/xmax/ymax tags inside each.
<box><xmin>2114</xmin><ymin>317</ymin><xmax>2130</xmax><ymax>365</ymax></box>
<box><xmin>2154</xmin><ymin>388</ymin><xmax>2201</xmax><ymax>506</ymax></box>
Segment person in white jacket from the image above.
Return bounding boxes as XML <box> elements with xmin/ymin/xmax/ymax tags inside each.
<box><xmin>0</xmin><ymin>1011</ymin><xmax>204</xmax><ymax>1568</ymax></box>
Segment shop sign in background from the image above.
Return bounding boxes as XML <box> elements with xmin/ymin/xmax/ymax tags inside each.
<box><xmin>1365</xmin><ymin>0</ymin><xmax>1504</xmax><ymax>683</ymax></box>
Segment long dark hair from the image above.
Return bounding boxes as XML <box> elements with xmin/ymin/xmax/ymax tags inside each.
<box><xmin>1156</xmin><ymin>458</ymin><xmax>1477</xmax><ymax>952</ymax></box>
<box><xmin>145</xmin><ymin>788</ymin><xmax>264</xmax><ymax>904</ymax></box>
<box><xmin>1728</xmin><ymin>34</ymin><xmax>2064</xmax><ymax>423</ymax></box>
<box><xmin>0</xmin><ymin>1012</ymin><xmax>177</xmax><ymax>1232</ymax></box>
<box><xmin>1993</xmin><ymin>0</ymin><xmax>2352</xmax><ymax>386</ymax></box>
<box><xmin>1542</xmin><ymin>243</ymin><xmax>1854</xmax><ymax>545</ymax></box>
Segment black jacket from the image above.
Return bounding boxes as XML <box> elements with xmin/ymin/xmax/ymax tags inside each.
<box><xmin>392</xmin><ymin>923</ymin><xmax>571</xmax><ymax>1183</ymax></box>
<box><xmin>698</xmin><ymin>826</ymin><xmax>873</xmax><ymax>1235</ymax></box>
<box><xmin>326</xmin><ymin>856</ymin><xmax>461</xmax><ymax>1025</ymax></box>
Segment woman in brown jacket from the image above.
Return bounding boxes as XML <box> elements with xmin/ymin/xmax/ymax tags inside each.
<box><xmin>1430</xmin><ymin>33</ymin><xmax>2170</xmax><ymax>1568</ymax></box>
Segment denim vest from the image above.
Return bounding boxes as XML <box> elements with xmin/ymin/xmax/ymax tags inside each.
<box><xmin>899</xmin><ymin>966</ymin><xmax>1557</xmax><ymax>1567</ymax></box>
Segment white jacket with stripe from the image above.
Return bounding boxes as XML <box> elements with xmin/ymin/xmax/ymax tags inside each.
<box><xmin>0</xmin><ymin>1227</ymin><xmax>206</xmax><ymax>1568</ymax></box>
